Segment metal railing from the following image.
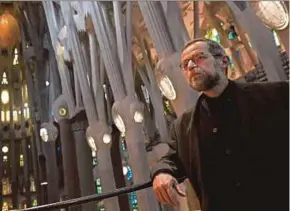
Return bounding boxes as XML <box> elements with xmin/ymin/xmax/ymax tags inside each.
<box><xmin>12</xmin><ymin>181</ymin><xmax>152</xmax><ymax>211</ymax></box>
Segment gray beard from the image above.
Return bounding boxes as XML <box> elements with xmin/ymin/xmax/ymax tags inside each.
<box><xmin>191</xmin><ymin>73</ymin><xmax>220</xmax><ymax>92</ymax></box>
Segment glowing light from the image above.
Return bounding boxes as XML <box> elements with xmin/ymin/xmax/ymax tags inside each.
<box><xmin>158</xmin><ymin>76</ymin><xmax>177</xmax><ymax>100</ymax></box>
<box><xmin>102</xmin><ymin>133</ymin><xmax>112</xmax><ymax>144</ymax></box>
<box><xmin>40</xmin><ymin>128</ymin><xmax>48</xmax><ymax>142</ymax></box>
<box><xmin>113</xmin><ymin>114</ymin><xmax>126</xmax><ymax>133</ymax></box>
<box><xmin>122</xmin><ymin>166</ymin><xmax>128</xmax><ymax>175</ymax></box>
<box><xmin>59</xmin><ymin>108</ymin><xmax>67</xmax><ymax>116</ymax></box>
<box><xmin>2</xmin><ymin>146</ymin><xmax>8</xmax><ymax>153</ymax></box>
<box><xmin>0</xmin><ymin>10</ymin><xmax>20</xmax><ymax>49</ymax></box>
<box><xmin>1</xmin><ymin>90</ymin><xmax>9</xmax><ymax>104</ymax></box>
<box><xmin>133</xmin><ymin>111</ymin><xmax>144</xmax><ymax>123</ymax></box>
<box><xmin>87</xmin><ymin>136</ymin><xmax>97</xmax><ymax>151</ymax></box>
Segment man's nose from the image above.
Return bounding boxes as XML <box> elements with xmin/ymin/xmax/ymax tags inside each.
<box><xmin>187</xmin><ymin>60</ymin><xmax>198</xmax><ymax>71</ymax></box>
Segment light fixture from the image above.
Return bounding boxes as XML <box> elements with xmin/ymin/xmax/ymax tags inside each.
<box><xmin>158</xmin><ymin>76</ymin><xmax>177</xmax><ymax>100</ymax></box>
<box><xmin>40</xmin><ymin>128</ymin><xmax>48</xmax><ymax>142</ymax></box>
<box><xmin>40</xmin><ymin>182</ymin><xmax>48</xmax><ymax>186</ymax></box>
<box><xmin>46</xmin><ymin>81</ymin><xmax>50</xmax><ymax>86</ymax></box>
<box><xmin>24</xmin><ymin>103</ymin><xmax>28</xmax><ymax>108</ymax></box>
<box><xmin>113</xmin><ymin>114</ymin><xmax>126</xmax><ymax>133</ymax></box>
<box><xmin>133</xmin><ymin>111</ymin><xmax>144</xmax><ymax>123</ymax></box>
<box><xmin>250</xmin><ymin>1</ymin><xmax>289</xmax><ymax>30</ymax></box>
<box><xmin>87</xmin><ymin>136</ymin><xmax>97</xmax><ymax>151</ymax></box>
<box><xmin>122</xmin><ymin>166</ymin><xmax>128</xmax><ymax>175</ymax></box>
<box><xmin>2</xmin><ymin>146</ymin><xmax>8</xmax><ymax>153</ymax></box>
<box><xmin>0</xmin><ymin>10</ymin><xmax>20</xmax><ymax>49</ymax></box>
<box><xmin>92</xmin><ymin>150</ymin><xmax>97</xmax><ymax>157</ymax></box>
<box><xmin>3</xmin><ymin>155</ymin><xmax>8</xmax><ymax>161</ymax></box>
<box><xmin>59</xmin><ymin>108</ymin><xmax>67</xmax><ymax>116</ymax></box>
<box><xmin>1</xmin><ymin>90</ymin><xmax>9</xmax><ymax>104</ymax></box>
<box><xmin>102</xmin><ymin>133</ymin><xmax>112</xmax><ymax>144</ymax></box>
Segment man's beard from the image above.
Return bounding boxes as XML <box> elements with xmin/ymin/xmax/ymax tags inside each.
<box><xmin>189</xmin><ymin>72</ymin><xmax>220</xmax><ymax>92</ymax></box>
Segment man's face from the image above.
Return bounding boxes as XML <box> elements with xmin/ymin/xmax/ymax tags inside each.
<box><xmin>181</xmin><ymin>41</ymin><xmax>223</xmax><ymax>92</ymax></box>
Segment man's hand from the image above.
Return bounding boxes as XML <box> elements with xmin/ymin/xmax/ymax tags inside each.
<box><xmin>153</xmin><ymin>173</ymin><xmax>186</xmax><ymax>207</ymax></box>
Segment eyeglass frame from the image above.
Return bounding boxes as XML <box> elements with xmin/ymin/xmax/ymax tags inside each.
<box><xmin>179</xmin><ymin>52</ymin><xmax>225</xmax><ymax>70</ymax></box>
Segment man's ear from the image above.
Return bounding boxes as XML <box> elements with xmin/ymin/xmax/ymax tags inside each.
<box><xmin>220</xmin><ymin>56</ymin><xmax>229</xmax><ymax>69</ymax></box>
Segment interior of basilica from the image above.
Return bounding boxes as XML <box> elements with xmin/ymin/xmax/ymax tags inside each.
<box><xmin>0</xmin><ymin>1</ymin><xmax>289</xmax><ymax>211</ymax></box>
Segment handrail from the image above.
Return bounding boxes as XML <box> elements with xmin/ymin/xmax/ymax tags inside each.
<box><xmin>14</xmin><ymin>177</ymin><xmax>186</xmax><ymax>211</ymax></box>
<box><xmin>14</xmin><ymin>181</ymin><xmax>153</xmax><ymax>211</ymax></box>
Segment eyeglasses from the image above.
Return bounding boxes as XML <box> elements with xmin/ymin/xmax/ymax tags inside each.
<box><xmin>180</xmin><ymin>53</ymin><xmax>223</xmax><ymax>70</ymax></box>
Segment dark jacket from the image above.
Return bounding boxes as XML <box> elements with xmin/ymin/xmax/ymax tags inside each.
<box><xmin>152</xmin><ymin>81</ymin><xmax>289</xmax><ymax>211</ymax></box>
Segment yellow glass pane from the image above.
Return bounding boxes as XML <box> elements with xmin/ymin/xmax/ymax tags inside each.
<box><xmin>5</xmin><ymin>111</ymin><xmax>10</xmax><ymax>122</ymax></box>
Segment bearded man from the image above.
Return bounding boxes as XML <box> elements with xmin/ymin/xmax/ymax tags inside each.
<box><xmin>152</xmin><ymin>39</ymin><xmax>289</xmax><ymax>211</ymax></box>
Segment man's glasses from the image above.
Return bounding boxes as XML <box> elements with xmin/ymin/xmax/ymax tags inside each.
<box><xmin>180</xmin><ymin>53</ymin><xmax>223</xmax><ymax>70</ymax></box>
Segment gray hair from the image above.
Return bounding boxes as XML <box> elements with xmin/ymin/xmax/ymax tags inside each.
<box><xmin>182</xmin><ymin>38</ymin><xmax>227</xmax><ymax>57</ymax></box>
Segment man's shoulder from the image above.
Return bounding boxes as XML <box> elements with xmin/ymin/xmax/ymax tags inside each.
<box><xmin>235</xmin><ymin>80</ymin><xmax>289</xmax><ymax>92</ymax></box>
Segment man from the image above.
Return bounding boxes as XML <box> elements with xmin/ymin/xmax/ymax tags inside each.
<box><xmin>152</xmin><ymin>38</ymin><xmax>289</xmax><ymax>211</ymax></box>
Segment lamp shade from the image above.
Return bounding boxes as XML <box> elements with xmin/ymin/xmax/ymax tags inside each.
<box><xmin>0</xmin><ymin>10</ymin><xmax>20</xmax><ymax>49</ymax></box>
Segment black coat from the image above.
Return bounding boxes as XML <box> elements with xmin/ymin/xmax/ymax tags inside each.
<box><xmin>152</xmin><ymin>81</ymin><xmax>289</xmax><ymax>211</ymax></box>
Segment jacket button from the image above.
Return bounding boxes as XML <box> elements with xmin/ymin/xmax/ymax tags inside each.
<box><xmin>225</xmin><ymin>148</ymin><xmax>232</xmax><ymax>155</ymax></box>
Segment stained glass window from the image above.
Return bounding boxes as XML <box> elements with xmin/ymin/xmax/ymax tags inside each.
<box><xmin>129</xmin><ymin>192</ymin><xmax>138</xmax><ymax>210</ymax></box>
<box><xmin>205</xmin><ymin>28</ymin><xmax>221</xmax><ymax>44</ymax></box>
<box><xmin>95</xmin><ymin>178</ymin><xmax>103</xmax><ymax>194</ymax></box>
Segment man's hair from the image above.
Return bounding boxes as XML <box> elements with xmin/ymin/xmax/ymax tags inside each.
<box><xmin>182</xmin><ymin>38</ymin><xmax>227</xmax><ymax>58</ymax></box>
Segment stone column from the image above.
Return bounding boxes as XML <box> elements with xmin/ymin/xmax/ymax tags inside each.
<box><xmin>53</xmin><ymin>96</ymin><xmax>81</xmax><ymax>211</ymax></box>
<box><xmin>110</xmin><ymin>125</ymin><xmax>130</xmax><ymax>211</ymax></box>
<box><xmin>71</xmin><ymin>112</ymin><xmax>96</xmax><ymax>211</ymax></box>
<box><xmin>139</xmin><ymin>2</ymin><xmax>199</xmax><ymax>116</ymax></box>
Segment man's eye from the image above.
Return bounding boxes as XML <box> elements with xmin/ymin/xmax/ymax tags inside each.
<box><xmin>198</xmin><ymin>55</ymin><xmax>207</xmax><ymax>59</ymax></box>
<box><xmin>183</xmin><ymin>60</ymin><xmax>189</xmax><ymax>67</ymax></box>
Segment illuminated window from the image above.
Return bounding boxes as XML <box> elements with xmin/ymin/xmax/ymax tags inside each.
<box><xmin>32</xmin><ymin>199</ymin><xmax>37</xmax><ymax>207</ymax></box>
<box><xmin>2</xmin><ymin>201</ymin><xmax>8</xmax><ymax>211</ymax></box>
<box><xmin>3</xmin><ymin>155</ymin><xmax>8</xmax><ymax>162</ymax></box>
<box><xmin>121</xmin><ymin>139</ymin><xmax>126</xmax><ymax>151</ymax></box>
<box><xmin>129</xmin><ymin>192</ymin><xmax>138</xmax><ymax>210</ymax></box>
<box><xmin>22</xmin><ymin>85</ymin><xmax>28</xmax><ymax>103</ymax></box>
<box><xmin>205</xmin><ymin>28</ymin><xmax>221</xmax><ymax>43</ymax></box>
<box><xmin>20</xmin><ymin>154</ymin><xmax>24</xmax><ymax>167</ymax></box>
<box><xmin>13</xmin><ymin>110</ymin><xmax>18</xmax><ymax>122</ymax></box>
<box><xmin>1</xmin><ymin>72</ymin><xmax>8</xmax><ymax>85</ymax></box>
<box><xmin>1</xmin><ymin>89</ymin><xmax>9</xmax><ymax>104</ymax></box>
<box><xmin>30</xmin><ymin>176</ymin><xmax>36</xmax><ymax>192</ymax></box>
<box><xmin>95</xmin><ymin>178</ymin><xmax>103</xmax><ymax>194</ymax></box>
<box><xmin>24</xmin><ymin>103</ymin><xmax>30</xmax><ymax>119</ymax></box>
<box><xmin>5</xmin><ymin>111</ymin><xmax>10</xmax><ymax>122</ymax></box>
<box><xmin>2</xmin><ymin>178</ymin><xmax>12</xmax><ymax>195</ymax></box>
<box><xmin>1</xmin><ymin>110</ymin><xmax>5</xmax><ymax>122</ymax></box>
<box><xmin>13</xmin><ymin>48</ymin><xmax>19</xmax><ymax>65</ymax></box>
